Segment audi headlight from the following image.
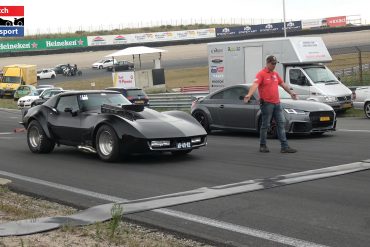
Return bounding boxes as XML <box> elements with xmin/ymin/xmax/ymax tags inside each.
<box><xmin>284</xmin><ymin>108</ymin><xmax>308</xmax><ymax>115</ymax></box>
<box><xmin>324</xmin><ymin>96</ymin><xmax>337</xmax><ymax>102</ymax></box>
<box><xmin>27</xmin><ymin>99</ymin><xmax>32</xmax><ymax>102</ymax></box>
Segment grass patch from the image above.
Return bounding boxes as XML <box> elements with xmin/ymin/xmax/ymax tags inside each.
<box><xmin>164</xmin><ymin>66</ymin><xmax>208</xmax><ymax>89</ymax></box>
<box><xmin>0</xmin><ymin>98</ymin><xmax>17</xmax><ymax>109</ymax></box>
<box><xmin>337</xmin><ymin>108</ymin><xmax>365</xmax><ymax>118</ymax></box>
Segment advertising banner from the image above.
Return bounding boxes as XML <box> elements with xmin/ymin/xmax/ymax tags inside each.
<box><xmin>113</xmin><ymin>71</ymin><xmax>136</xmax><ymax>88</ymax></box>
<box><xmin>0</xmin><ymin>6</ymin><xmax>24</xmax><ymax>37</ymax></box>
<box><xmin>216</xmin><ymin>21</ymin><xmax>302</xmax><ymax>37</ymax></box>
<box><xmin>0</xmin><ymin>37</ymin><xmax>88</xmax><ymax>52</ymax></box>
<box><xmin>326</xmin><ymin>16</ymin><xmax>347</xmax><ymax>27</ymax></box>
<box><xmin>87</xmin><ymin>28</ymin><xmax>216</xmax><ymax>46</ymax></box>
<box><xmin>302</xmin><ymin>19</ymin><xmax>324</xmax><ymax>29</ymax></box>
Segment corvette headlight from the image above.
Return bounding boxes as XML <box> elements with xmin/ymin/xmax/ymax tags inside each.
<box><xmin>27</xmin><ymin>99</ymin><xmax>31</xmax><ymax>102</ymax></box>
<box><xmin>191</xmin><ymin>137</ymin><xmax>202</xmax><ymax>144</ymax></box>
<box><xmin>284</xmin><ymin>108</ymin><xmax>308</xmax><ymax>115</ymax></box>
<box><xmin>150</xmin><ymin>140</ymin><xmax>170</xmax><ymax>147</ymax></box>
<box><xmin>324</xmin><ymin>96</ymin><xmax>337</xmax><ymax>102</ymax></box>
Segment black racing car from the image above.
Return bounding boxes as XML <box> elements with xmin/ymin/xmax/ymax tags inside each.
<box><xmin>21</xmin><ymin>90</ymin><xmax>207</xmax><ymax>162</ymax></box>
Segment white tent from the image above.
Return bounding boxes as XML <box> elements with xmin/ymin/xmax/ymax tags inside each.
<box><xmin>105</xmin><ymin>46</ymin><xmax>166</xmax><ymax>57</ymax></box>
<box><xmin>105</xmin><ymin>46</ymin><xmax>167</xmax><ymax>69</ymax></box>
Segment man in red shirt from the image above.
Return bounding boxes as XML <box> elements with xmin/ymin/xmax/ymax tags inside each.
<box><xmin>244</xmin><ymin>55</ymin><xmax>297</xmax><ymax>153</ymax></box>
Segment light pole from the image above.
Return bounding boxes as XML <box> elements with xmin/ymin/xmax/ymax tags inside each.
<box><xmin>283</xmin><ymin>0</ymin><xmax>287</xmax><ymax>37</ymax></box>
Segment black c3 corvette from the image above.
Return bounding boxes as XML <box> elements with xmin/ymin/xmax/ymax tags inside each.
<box><xmin>21</xmin><ymin>90</ymin><xmax>207</xmax><ymax>162</ymax></box>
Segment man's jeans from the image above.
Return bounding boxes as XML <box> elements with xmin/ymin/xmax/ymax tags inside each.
<box><xmin>260</xmin><ymin>102</ymin><xmax>289</xmax><ymax>148</ymax></box>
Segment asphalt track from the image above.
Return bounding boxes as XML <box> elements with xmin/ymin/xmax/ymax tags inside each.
<box><xmin>0</xmin><ymin>108</ymin><xmax>370</xmax><ymax>246</ymax></box>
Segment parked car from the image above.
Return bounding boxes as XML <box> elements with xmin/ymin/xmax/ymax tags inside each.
<box><xmin>37</xmin><ymin>69</ymin><xmax>56</xmax><ymax>80</ymax></box>
<box><xmin>191</xmin><ymin>84</ymin><xmax>336</xmax><ymax>136</ymax></box>
<box><xmin>33</xmin><ymin>89</ymin><xmax>65</xmax><ymax>106</ymax></box>
<box><xmin>53</xmin><ymin>64</ymin><xmax>69</xmax><ymax>74</ymax></box>
<box><xmin>105</xmin><ymin>87</ymin><xmax>149</xmax><ymax>105</ymax></box>
<box><xmin>18</xmin><ymin>87</ymin><xmax>63</xmax><ymax>108</ymax></box>
<box><xmin>353</xmin><ymin>86</ymin><xmax>370</xmax><ymax>118</ymax></box>
<box><xmin>92</xmin><ymin>58</ymin><xmax>117</xmax><ymax>69</ymax></box>
<box><xmin>36</xmin><ymin>85</ymin><xmax>54</xmax><ymax>89</ymax></box>
<box><xmin>106</xmin><ymin>60</ymin><xmax>134</xmax><ymax>72</ymax></box>
<box><xmin>21</xmin><ymin>90</ymin><xmax>207</xmax><ymax>162</ymax></box>
<box><xmin>13</xmin><ymin>85</ymin><xmax>37</xmax><ymax>101</ymax></box>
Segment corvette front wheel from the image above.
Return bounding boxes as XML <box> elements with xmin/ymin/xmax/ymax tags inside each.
<box><xmin>27</xmin><ymin>120</ymin><xmax>55</xmax><ymax>153</ymax></box>
<box><xmin>96</xmin><ymin>125</ymin><xmax>121</xmax><ymax>162</ymax></box>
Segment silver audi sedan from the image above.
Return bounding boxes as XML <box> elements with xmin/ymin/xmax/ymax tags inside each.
<box><xmin>191</xmin><ymin>84</ymin><xmax>336</xmax><ymax>136</ymax></box>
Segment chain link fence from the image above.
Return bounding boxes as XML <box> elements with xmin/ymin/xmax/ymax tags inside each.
<box><xmin>328</xmin><ymin>45</ymin><xmax>370</xmax><ymax>86</ymax></box>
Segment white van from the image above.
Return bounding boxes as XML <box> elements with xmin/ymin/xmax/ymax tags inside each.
<box><xmin>208</xmin><ymin>37</ymin><xmax>353</xmax><ymax>111</ymax></box>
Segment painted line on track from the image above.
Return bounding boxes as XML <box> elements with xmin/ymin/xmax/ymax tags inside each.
<box><xmin>1</xmin><ymin>161</ymin><xmax>369</xmax><ymax>245</ymax></box>
<box><xmin>338</xmin><ymin>129</ymin><xmax>370</xmax><ymax>133</ymax></box>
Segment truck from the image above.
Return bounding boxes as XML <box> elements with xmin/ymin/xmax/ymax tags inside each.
<box><xmin>0</xmin><ymin>64</ymin><xmax>37</xmax><ymax>98</ymax></box>
<box><xmin>208</xmin><ymin>37</ymin><xmax>353</xmax><ymax>111</ymax></box>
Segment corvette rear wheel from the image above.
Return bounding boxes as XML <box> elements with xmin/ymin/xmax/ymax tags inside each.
<box><xmin>27</xmin><ymin>120</ymin><xmax>55</xmax><ymax>153</ymax></box>
<box><xmin>96</xmin><ymin>125</ymin><xmax>121</xmax><ymax>162</ymax></box>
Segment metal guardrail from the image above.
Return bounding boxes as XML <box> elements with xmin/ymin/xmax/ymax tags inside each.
<box><xmin>147</xmin><ymin>92</ymin><xmax>208</xmax><ymax>110</ymax></box>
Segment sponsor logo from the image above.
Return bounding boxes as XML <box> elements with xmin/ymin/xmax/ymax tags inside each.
<box><xmin>135</xmin><ymin>34</ymin><xmax>146</xmax><ymax>40</ymax></box>
<box><xmin>265</xmin><ymin>24</ymin><xmax>273</xmax><ymax>29</ymax></box>
<box><xmin>46</xmin><ymin>39</ymin><xmax>83</xmax><ymax>47</ymax></box>
<box><xmin>211</xmin><ymin>48</ymin><xmax>223</xmax><ymax>54</ymax></box>
<box><xmin>114</xmin><ymin>35</ymin><xmax>126</xmax><ymax>41</ymax></box>
<box><xmin>211</xmin><ymin>74</ymin><xmax>224</xmax><ymax>78</ymax></box>
<box><xmin>300</xmin><ymin>41</ymin><xmax>318</xmax><ymax>47</ymax></box>
<box><xmin>227</xmin><ymin>46</ymin><xmax>241</xmax><ymax>52</ymax></box>
<box><xmin>211</xmin><ymin>58</ymin><xmax>223</xmax><ymax>63</ymax></box>
<box><xmin>0</xmin><ymin>42</ymin><xmax>31</xmax><ymax>50</ymax></box>
<box><xmin>287</xmin><ymin>22</ymin><xmax>294</xmax><ymax>27</ymax></box>
<box><xmin>210</xmin><ymin>66</ymin><xmax>224</xmax><ymax>73</ymax></box>
<box><xmin>244</xmin><ymin>26</ymin><xmax>252</xmax><ymax>31</ymax></box>
<box><xmin>211</xmin><ymin>79</ymin><xmax>224</xmax><ymax>84</ymax></box>
<box><xmin>93</xmin><ymin>36</ymin><xmax>105</xmax><ymax>42</ymax></box>
<box><xmin>222</xmin><ymin>28</ymin><xmax>230</xmax><ymax>33</ymax></box>
<box><xmin>328</xmin><ymin>18</ymin><xmax>346</xmax><ymax>24</ymax></box>
<box><xmin>0</xmin><ymin>6</ymin><xmax>24</xmax><ymax>37</ymax></box>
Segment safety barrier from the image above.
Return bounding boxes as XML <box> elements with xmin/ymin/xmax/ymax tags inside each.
<box><xmin>147</xmin><ymin>92</ymin><xmax>208</xmax><ymax>110</ymax></box>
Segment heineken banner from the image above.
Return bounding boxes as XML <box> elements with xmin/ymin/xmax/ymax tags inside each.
<box><xmin>0</xmin><ymin>37</ymin><xmax>88</xmax><ymax>52</ymax></box>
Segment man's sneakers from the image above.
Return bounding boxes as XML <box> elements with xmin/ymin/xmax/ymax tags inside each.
<box><xmin>259</xmin><ymin>145</ymin><xmax>270</xmax><ymax>153</ymax></box>
<box><xmin>281</xmin><ymin>146</ymin><xmax>297</xmax><ymax>153</ymax></box>
<box><xmin>259</xmin><ymin>145</ymin><xmax>297</xmax><ymax>153</ymax></box>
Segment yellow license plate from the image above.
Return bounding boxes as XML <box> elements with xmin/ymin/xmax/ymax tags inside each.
<box><xmin>135</xmin><ymin>100</ymin><xmax>144</xmax><ymax>104</ymax></box>
<box><xmin>320</xmin><ymin>116</ymin><xmax>330</xmax><ymax>121</ymax></box>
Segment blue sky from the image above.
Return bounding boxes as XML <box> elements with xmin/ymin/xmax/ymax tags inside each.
<box><xmin>5</xmin><ymin>0</ymin><xmax>370</xmax><ymax>34</ymax></box>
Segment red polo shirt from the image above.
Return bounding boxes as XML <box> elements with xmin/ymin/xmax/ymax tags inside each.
<box><xmin>254</xmin><ymin>67</ymin><xmax>283</xmax><ymax>104</ymax></box>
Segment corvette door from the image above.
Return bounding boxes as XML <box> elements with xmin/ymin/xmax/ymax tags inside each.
<box><xmin>48</xmin><ymin>95</ymin><xmax>81</xmax><ymax>144</ymax></box>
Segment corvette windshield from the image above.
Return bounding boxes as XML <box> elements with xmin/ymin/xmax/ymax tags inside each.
<box><xmin>79</xmin><ymin>93</ymin><xmax>131</xmax><ymax>111</ymax></box>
